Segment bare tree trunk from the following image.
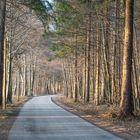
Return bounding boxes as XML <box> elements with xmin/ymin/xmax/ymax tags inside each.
<box><xmin>74</xmin><ymin>40</ymin><xmax>78</xmax><ymax>102</ymax></box>
<box><xmin>0</xmin><ymin>0</ymin><xmax>6</xmax><ymax>105</ymax></box>
<box><xmin>7</xmin><ymin>41</ymin><xmax>12</xmax><ymax>104</ymax></box>
<box><xmin>23</xmin><ymin>54</ymin><xmax>27</xmax><ymax>96</ymax></box>
<box><xmin>120</xmin><ymin>0</ymin><xmax>134</xmax><ymax>117</ymax></box>
<box><xmin>83</xmin><ymin>45</ymin><xmax>87</xmax><ymax>102</ymax></box>
<box><xmin>62</xmin><ymin>62</ymin><xmax>68</xmax><ymax>97</ymax></box>
<box><xmin>69</xmin><ymin>64</ymin><xmax>73</xmax><ymax>98</ymax></box>
<box><xmin>17</xmin><ymin>71</ymin><xmax>20</xmax><ymax>101</ymax></box>
<box><xmin>2</xmin><ymin>38</ymin><xmax>7</xmax><ymax>109</ymax></box>
<box><xmin>94</xmin><ymin>23</ymin><xmax>99</xmax><ymax>105</ymax></box>
<box><xmin>31</xmin><ymin>58</ymin><xmax>36</xmax><ymax>96</ymax></box>
<box><xmin>86</xmin><ymin>13</ymin><xmax>91</xmax><ymax>102</ymax></box>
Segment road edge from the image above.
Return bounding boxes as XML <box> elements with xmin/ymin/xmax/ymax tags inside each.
<box><xmin>51</xmin><ymin>95</ymin><xmax>126</xmax><ymax>140</ymax></box>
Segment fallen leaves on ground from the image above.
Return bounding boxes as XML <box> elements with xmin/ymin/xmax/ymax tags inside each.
<box><xmin>53</xmin><ymin>95</ymin><xmax>140</xmax><ymax>140</ymax></box>
<box><xmin>0</xmin><ymin>96</ymin><xmax>32</xmax><ymax>140</ymax></box>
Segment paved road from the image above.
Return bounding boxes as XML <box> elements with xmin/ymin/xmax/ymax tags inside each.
<box><xmin>8</xmin><ymin>95</ymin><xmax>122</xmax><ymax>140</ymax></box>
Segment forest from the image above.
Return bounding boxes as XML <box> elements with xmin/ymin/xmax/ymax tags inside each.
<box><xmin>52</xmin><ymin>0</ymin><xmax>136</xmax><ymax>118</ymax></box>
<box><xmin>0</xmin><ymin>0</ymin><xmax>140</xmax><ymax>139</ymax></box>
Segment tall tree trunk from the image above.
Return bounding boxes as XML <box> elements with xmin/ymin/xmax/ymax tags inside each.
<box><xmin>94</xmin><ymin>23</ymin><xmax>100</xmax><ymax>105</ymax></box>
<box><xmin>0</xmin><ymin>0</ymin><xmax>6</xmax><ymax>105</ymax></box>
<box><xmin>86</xmin><ymin>13</ymin><xmax>91</xmax><ymax>102</ymax></box>
<box><xmin>83</xmin><ymin>45</ymin><xmax>87</xmax><ymax>102</ymax></box>
<box><xmin>74</xmin><ymin>36</ymin><xmax>78</xmax><ymax>102</ymax></box>
<box><xmin>23</xmin><ymin>54</ymin><xmax>27</xmax><ymax>96</ymax></box>
<box><xmin>120</xmin><ymin>0</ymin><xmax>134</xmax><ymax>117</ymax></box>
<box><xmin>7</xmin><ymin>45</ymin><xmax>12</xmax><ymax>103</ymax></box>
<box><xmin>62</xmin><ymin>62</ymin><xmax>68</xmax><ymax>97</ymax></box>
<box><xmin>2</xmin><ymin>38</ymin><xmax>7</xmax><ymax>109</ymax></box>
<box><xmin>31</xmin><ymin>58</ymin><xmax>36</xmax><ymax>96</ymax></box>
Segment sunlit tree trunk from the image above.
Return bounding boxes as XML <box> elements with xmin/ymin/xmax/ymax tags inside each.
<box><xmin>83</xmin><ymin>45</ymin><xmax>87</xmax><ymax>102</ymax></box>
<box><xmin>86</xmin><ymin>13</ymin><xmax>91</xmax><ymax>102</ymax></box>
<box><xmin>2</xmin><ymin>38</ymin><xmax>7</xmax><ymax>109</ymax></box>
<box><xmin>94</xmin><ymin>23</ymin><xmax>99</xmax><ymax>105</ymax></box>
<box><xmin>62</xmin><ymin>62</ymin><xmax>68</xmax><ymax>97</ymax></box>
<box><xmin>0</xmin><ymin>0</ymin><xmax>6</xmax><ymax>105</ymax></box>
<box><xmin>120</xmin><ymin>0</ymin><xmax>134</xmax><ymax>117</ymax></box>
<box><xmin>31</xmin><ymin>58</ymin><xmax>36</xmax><ymax>96</ymax></box>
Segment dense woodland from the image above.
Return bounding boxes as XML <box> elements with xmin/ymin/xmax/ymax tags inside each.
<box><xmin>52</xmin><ymin>0</ymin><xmax>138</xmax><ymax>118</ymax></box>
<box><xmin>0</xmin><ymin>0</ymin><xmax>63</xmax><ymax>110</ymax></box>
<box><xmin>0</xmin><ymin>0</ymin><xmax>139</xmax><ymax>119</ymax></box>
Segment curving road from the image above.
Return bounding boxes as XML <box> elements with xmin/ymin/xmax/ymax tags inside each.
<box><xmin>8</xmin><ymin>95</ymin><xmax>122</xmax><ymax>140</ymax></box>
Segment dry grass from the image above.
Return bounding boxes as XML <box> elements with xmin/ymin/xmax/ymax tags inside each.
<box><xmin>53</xmin><ymin>95</ymin><xmax>140</xmax><ymax>140</ymax></box>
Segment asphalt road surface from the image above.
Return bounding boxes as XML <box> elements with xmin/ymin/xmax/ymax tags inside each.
<box><xmin>8</xmin><ymin>95</ymin><xmax>122</xmax><ymax>140</ymax></box>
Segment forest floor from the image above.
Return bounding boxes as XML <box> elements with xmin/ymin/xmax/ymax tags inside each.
<box><xmin>52</xmin><ymin>95</ymin><xmax>140</xmax><ymax>140</ymax></box>
<box><xmin>0</xmin><ymin>96</ymin><xmax>32</xmax><ymax>140</ymax></box>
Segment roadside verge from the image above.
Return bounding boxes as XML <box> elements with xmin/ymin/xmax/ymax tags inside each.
<box><xmin>52</xmin><ymin>95</ymin><xmax>140</xmax><ymax>140</ymax></box>
<box><xmin>0</xmin><ymin>96</ymin><xmax>32</xmax><ymax>140</ymax></box>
